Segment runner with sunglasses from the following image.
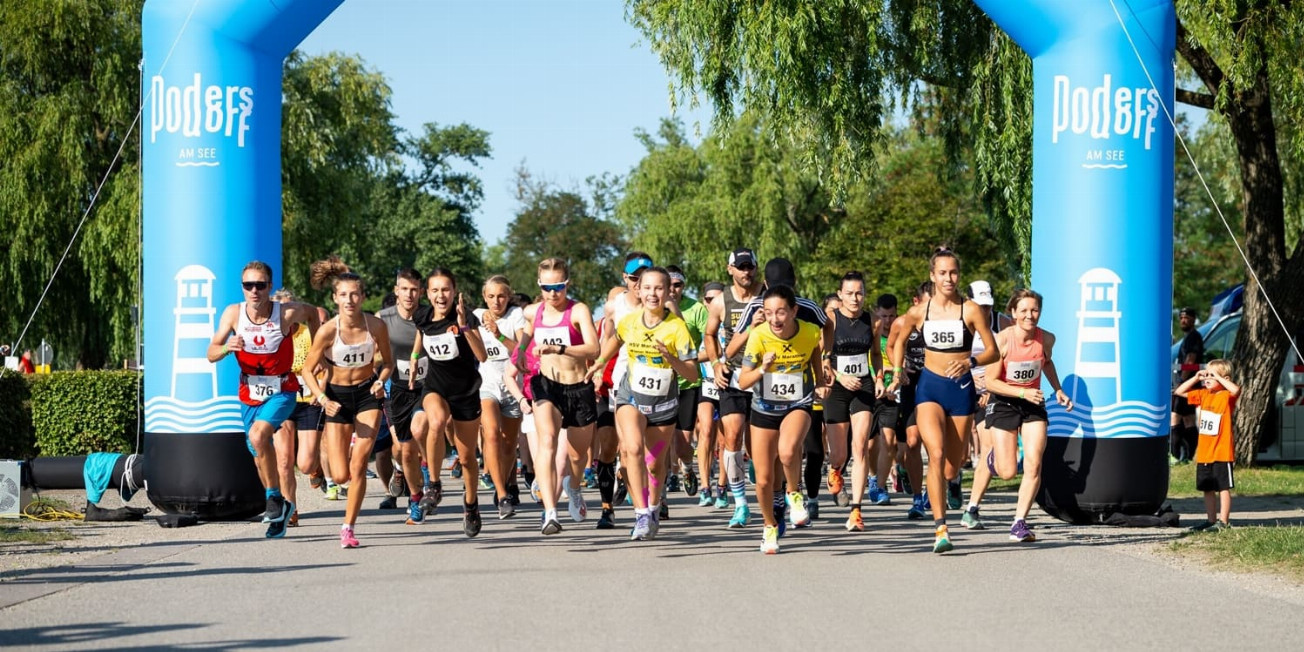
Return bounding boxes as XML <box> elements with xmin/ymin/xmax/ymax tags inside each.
<box><xmin>520</xmin><ymin>258</ymin><xmax>601</xmax><ymax>535</ymax></box>
<box><xmin>208</xmin><ymin>262</ymin><xmax>321</xmax><ymax>539</ymax></box>
<box><xmin>301</xmin><ymin>257</ymin><xmax>395</xmax><ymax>548</ymax></box>
<box><xmin>702</xmin><ymin>249</ymin><xmax>763</xmax><ymax>528</ymax></box>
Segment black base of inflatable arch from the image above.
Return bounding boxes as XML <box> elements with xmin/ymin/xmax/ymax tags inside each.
<box><xmin>1037</xmin><ymin>436</ymin><xmax>1169</xmax><ymax>525</ymax></box>
<box><xmin>144</xmin><ymin>431</ymin><xmax>263</xmax><ymax>520</ymax></box>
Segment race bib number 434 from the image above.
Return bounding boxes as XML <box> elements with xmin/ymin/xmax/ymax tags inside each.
<box><xmin>762</xmin><ymin>372</ymin><xmax>802</xmax><ymax>402</ymax></box>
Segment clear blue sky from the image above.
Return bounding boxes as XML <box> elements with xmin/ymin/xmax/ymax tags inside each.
<box><xmin>299</xmin><ymin>0</ymin><xmax>710</xmax><ymax>246</ymax></box>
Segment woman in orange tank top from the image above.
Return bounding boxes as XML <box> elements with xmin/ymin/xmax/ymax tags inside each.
<box><xmin>967</xmin><ymin>289</ymin><xmax>1072</xmax><ymax>543</ymax></box>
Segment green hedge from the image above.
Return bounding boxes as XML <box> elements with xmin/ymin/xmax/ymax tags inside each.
<box><xmin>25</xmin><ymin>371</ymin><xmax>140</xmax><ymax>456</ymax></box>
<box><xmin>0</xmin><ymin>371</ymin><xmax>34</xmax><ymax>458</ymax></box>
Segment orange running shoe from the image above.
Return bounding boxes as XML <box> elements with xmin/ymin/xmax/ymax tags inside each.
<box><xmin>845</xmin><ymin>507</ymin><xmax>864</xmax><ymax>532</ymax></box>
<box><xmin>827</xmin><ymin>468</ymin><xmax>845</xmax><ymax>496</ymax></box>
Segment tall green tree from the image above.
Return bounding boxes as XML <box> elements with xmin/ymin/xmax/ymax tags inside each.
<box><xmin>0</xmin><ymin>0</ymin><xmax>143</xmax><ymax>369</ymax></box>
<box><xmin>489</xmin><ymin>169</ymin><xmax>625</xmax><ymax>307</ymax></box>
<box><xmin>629</xmin><ymin>0</ymin><xmax>1304</xmax><ymax>462</ymax></box>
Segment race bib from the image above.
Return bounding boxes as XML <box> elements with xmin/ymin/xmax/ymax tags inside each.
<box><xmin>1198</xmin><ymin>409</ymin><xmax>1222</xmax><ymax>436</ymax></box>
<box><xmin>701</xmin><ymin>364</ymin><xmax>721</xmax><ymax>400</ymax></box>
<box><xmin>396</xmin><ymin>358</ymin><xmax>429</xmax><ymax>381</ymax></box>
<box><xmin>535</xmin><ymin>326</ymin><xmax>569</xmax><ymax>348</ymax></box>
<box><xmin>423</xmin><ymin>332</ymin><xmax>459</xmax><ymax>361</ymax></box>
<box><xmin>923</xmin><ymin>320</ymin><xmax>964</xmax><ymax>349</ymax></box>
<box><xmin>837</xmin><ymin>353</ymin><xmax>869</xmax><ymax>377</ymax></box>
<box><xmin>762</xmin><ymin>372</ymin><xmax>802</xmax><ymax>402</ymax></box>
<box><xmin>631</xmin><ymin>363</ymin><xmax>673</xmax><ymax>397</ymax></box>
<box><xmin>482</xmin><ymin>335</ymin><xmax>509</xmax><ymax>361</ymax></box>
<box><xmin>727</xmin><ymin>365</ymin><xmax>749</xmax><ymax>392</ymax></box>
<box><xmin>1007</xmin><ymin>359</ymin><xmax>1043</xmax><ymax>385</ymax></box>
<box><xmin>245</xmin><ymin>374</ymin><xmax>281</xmax><ymax>400</ymax></box>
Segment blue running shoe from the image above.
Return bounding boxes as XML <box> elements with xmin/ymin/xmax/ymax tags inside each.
<box><xmin>648</xmin><ymin>508</ymin><xmax>660</xmax><ymax>539</ymax></box>
<box><xmin>907</xmin><ymin>494</ymin><xmax>927</xmax><ymax>520</ymax></box>
<box><xmin>728</xmin><ymin>504</ymin><xmax>751</xmax><ymax>528</ymax></box>
<box><xmin>265</xmin><ymin>501</ymin><xmax>293</xmax><ymax>539</ymax></box>
<box><xmin>868</xmin><ymin>477</ymin><xmax>891</xmax><ymax>506</ymax></box>
<box><xmin>714</xmin><ymin>489</ymin><xmax>729</xmax><ymax>509</ymax></box>
<box><xmin>584</xmin><ymin>467</ymin><xmax>597</xmax><ymax>489</ymax></box>
<box><xmin>407</xmin><ymin>499</ymin><xmax>424</xmax><ymax>525</ymax></box>
<box><xmin>698</xmin><ymin>489</ymin><xmax>713</xmax><ymax>507</ymax></box>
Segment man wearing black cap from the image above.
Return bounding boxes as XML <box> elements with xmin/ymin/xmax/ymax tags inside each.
<box><xmin>703</xmin><ymin>248</ymin><xmax>764</xmax><ymax>527</ymax></box>
<box><xmin>1170</xmin><ymin>307</ymin><xmax>1204</xmax><ymax>462</ymax></box>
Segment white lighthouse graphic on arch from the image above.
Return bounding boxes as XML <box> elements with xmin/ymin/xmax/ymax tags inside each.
<box><xmin>1074</xmin><ymin>267</ymin><xmax>1123</xmax><ymax>406</ymax></box>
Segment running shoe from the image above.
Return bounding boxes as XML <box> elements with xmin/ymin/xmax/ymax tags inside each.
<box><xmin>631</xmin><ymin>511</ymin><xmax>652</xmax><ymax>540</ymax></box>
<box><xmin>498</xmin><ymin>497</ymin><xmax>515</xmax><ymax>520</ymax></box>
<box><xmin>288</xmin><ymin>512</ymin><xmax>299</xmax><ymax>528</ymax></box>
<box><xmin>568</xmin><ymin>486</ymin><xmax>588</xmax><ymax>523</ymax></box>
<box><xmin>827</xmin><ymin>468</ymin><xmax>845</xmax><ymax>496</ymax></box>
<box><xmin>986</xmin><ymin>449</ymin><xmax>996</xmax><ymax>475</ymax></box>
<box><xmin>807</xmin><ymin>498</ymin><xmax>820</xmax><ymax>520</ymax></box>
<box><xmin>340</xmin><ymin>525</ymin><xmax>359</xmax><ymax>549</ymax></box>
<box><xmin>961</xmin><ymin>508</ymin><xmax>986</xmax><ymax>530</ymax></box>
<box><xmin>265</xmin><ymin>501</ymin><xmax>293</xmax><ymax>539</ymax></box>
<box><xmin>748</xmin><ymin>459</ymin><xmax>755</xmax><ymax>484</ymax></box>
<box><xmin>530</xmin><ymin>480</ymin><xmax>542</xmax><ymax>504</ymax></box>
<box><xmin>1187</xmin><ymin>520</ymin><xmax>1216</xmax><ymax>534</ymax></box>
<box><xmin>310</xmin><ymin>474</ymin><xmax>326</xmax><ymax>492</ymax></box>
<box><xmin>760</xmin><ymin>525</ymin><xmax>780</xmax><ymax>554</ymax></box>
<box><xmin>845</xmin><ymin>507</ymin><xmax>864</xmax><ymax>532</ymax></box>
<box><xmin>378</xmin><ymin>495</ymin><xmax>399</xmax><ymax>510</ymax></box>
<box><xmin>419</xmin><ymin>482</ymin><xmax>442</xmax><ymax>517</ymax></box>
<box><xmin>922</xmin><ymin>490</ymin><xmax>932</xmax><ymax>510</ymax></box>
<box><xmin>776</xmin><ymin>503</ymin><xmax>787</xmax><ymax>538</ymax></box>
<box><xmin>1009</xmin><ymin>519</ymin><xmax>1035</xmax><ymax>542</ymax></box>
<box><xmin>614</xmin><ymin>480</ymin><xmax>628</xmax><ymax>506</ymax></box>
<box><xmin>835</xmin><ymin>488</ymin><xmax>851</xmax><ymax>507</ymax></box>
<box><xmin>898</xmin><ymin>464</ymin><xmax>913</xmax><ymax>496</ymax></box>
<box><xmin>388</xmin><ymin>470</ymin><xmax>405</xmax><ymax>499</ymax></box>
<box><xmin>868</xmin><ymin>477</ymin><xmax>890</xmax><ymax>506</ymax></box>
<box><xmin>647</xmin><ymin>509</ymin><xmax>661</xmax><ymax>539</ymax></box>
<box><xmin>262</xmin><ymin>495</ymin><xmax>287</xmax><ymax>523</ymax></box>
<box><xmin>947</xmin><ymin>476</ymin><xmax>962</xmax><ymax>510</ymax></box>
<box><xmin>451</xmin><ymin>461</ymin><xmax>463</xmax><ymax>480</ymax></box>
<box><xmin>714</xmin><ymin>489</ymin><xmax>729</xmax><ymax>509</ymax></box>
<box><xmin>421</xmin><ymin>461</ymin><xmax>431</xmax><ymax>486</ymax></box>
<box><xmin>365</xmin><ymin>468</ymin><xmax>377</xmax><ymax>479</ymax></box>
<box><xmin>933</xmin><ymin>525</ymin><xmax>953</xmax><ymax>553</ymax></box>
<box><xmin>541</xmin><ymin>513</ymin><xmax>563</xmax><ymax>536</ymax></box>
<box><xmin>596</xmin><ymin>508</ymin><xmax>616</xmax><ymax>529</ymax></box>
<box><xmin>584</xmin><ymin>467</ymin><xmax>597</xmax><ymax>489</ymax></box>
<box><xmin>788</xmin><ymin>492</ymin><xmax>811</xmax><ymax>527</ymax></box>
<box><xmin>658</xmin><ymin>502</ymin><xmax>669</xmax><ymax>521</ymax></box>
<box><xmin>479</xmin><ymin>474</ymin><xmax>494</xmax><ymax>491</ymax></box>
<box><xmin>463</xmin><ymin>504</ymin><xmax>482</xmax><ymax>538</ymax></box>
<box><xmin>323</xmin><ymin>484</ymin><xmax>341</xmax><ymax>501</ymax></box>
<box><xmin>698</xmin><ymin>489</ymin><xmax>714</xmax><ymax>507</ymax></box>
<box><xmin>727</xmin><ymin>503</ymin><xmax>751</xmax><ymax>528</ymax></box>
<box><xmin>1208</xmin><ymin>520</ymin><xmax>1231</xmax><ymax>532</ymax></box>
<box><xmin>907</xmin><ymin>494</ymin><xmax>927</xmax><ymax>520</ymax></box>
<box><xmin>506</xmin><ymin>483</ymin><xmax>521</xmax><ymax>506</ymax></box>
<box><xmin>666</xmin><ymin>474</ymin><xmax>681</xmax><ymax>493</ymax></box>
<box><xmin>407</xmin><ymin>498</ymin><xmax>425</xmax><ymax>525</ymax></box>
<box><xmin>684</xmin><ymin>469</ymin><xmax>699</xmax><ymax>496</ymax></box>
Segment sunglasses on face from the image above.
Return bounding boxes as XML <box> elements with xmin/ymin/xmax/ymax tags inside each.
<box><xmin>242</xmin><ymin>281</ymin><xmax>269</xmax><ymax>291</ymax></box>
<box><xmin>670</xmin><ymin>282</ymin><xmax>685</xmax><ymax>289</ymax></box>
<box><xmin>734</xmin><ymin>264</ymin><xmax>756</xmax><ymax>272</ymax></box>
<box><xmin>538</xmin><ymin>280</ymin><xmax>569</xmax><ymax>293</ymax></box>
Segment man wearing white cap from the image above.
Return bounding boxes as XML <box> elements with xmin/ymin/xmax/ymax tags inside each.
<box><xmin>958</xmin><ymin>280</ymin><xmax>1009</xmax><ymax>525</ymax></box>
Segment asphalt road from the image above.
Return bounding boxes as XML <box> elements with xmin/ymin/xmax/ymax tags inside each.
<box><xmin>3</xmin><ymin>475</ymin><xmax>1302</xmax><ymax>650</ymax></box>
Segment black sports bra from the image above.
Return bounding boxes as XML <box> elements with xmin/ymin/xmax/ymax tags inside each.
<box><xmin>922</xmin><ymin>299</ymin><xmax>975</xmax><ymax>353</ymax></box>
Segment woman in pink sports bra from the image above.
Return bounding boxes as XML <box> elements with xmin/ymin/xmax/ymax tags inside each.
<box><xmin>967</xmin><ymin>288</ymin><xmax>1072</xmax><ymax>543</ymax></box>
<box><xmin>517</xmin><ymin>257</ymin><xmax>600</xmax><ymax>536</ymax></box>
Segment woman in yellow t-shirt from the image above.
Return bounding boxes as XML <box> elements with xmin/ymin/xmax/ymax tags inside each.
<box><xmin>737</xmin><ymin>285</ymin><xmax>828</xmax><ymax>554</ymax></box>
<box><xmin>590</xmin><ymin>267</ymin><xmax>699</xmax><ymax>541</ymax></box>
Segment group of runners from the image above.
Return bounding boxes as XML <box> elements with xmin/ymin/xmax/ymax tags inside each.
<box><xmin>208</xmin><ymin>245</ymin><xmax>1072</xmax><ymax>554</ymax></box>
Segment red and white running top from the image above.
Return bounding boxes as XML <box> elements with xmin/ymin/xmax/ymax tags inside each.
<box><xmin>233</xmin><ymin>302</ymin><xmax>300</xmax><ymax>404</ymax></box>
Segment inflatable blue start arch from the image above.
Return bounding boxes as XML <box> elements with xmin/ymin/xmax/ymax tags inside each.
<box><xmin>141</xmin><ymin>0</ymin><xmax>1175</xmax><ymax>523</ymax></box>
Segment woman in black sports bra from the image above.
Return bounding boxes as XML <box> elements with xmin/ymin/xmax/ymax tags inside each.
<box><xmin>889</xmin><ymin>248</ymin><xmax>998</xmax><ymax>553</ymax></box>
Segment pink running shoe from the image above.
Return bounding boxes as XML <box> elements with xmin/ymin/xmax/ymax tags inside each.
<box><xmin>340</xmin><ymin>526</ymin><xmax>360</xmax><ymax>549</ymax></box>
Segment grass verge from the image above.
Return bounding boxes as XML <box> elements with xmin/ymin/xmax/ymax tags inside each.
<box><xmin>1167</xmin><ymin>464</ymin><xmax>1304</xmax><ymax>499</ymax></box>
<box><xmin>1170</xmin><ymin>525</ymin><xmax>1304</xmax><ymax>581</ymax></box>
<box><xmin>0</xmin><ymin>525</ymin><xmax>76</xmax><ymax>545</ymax></box>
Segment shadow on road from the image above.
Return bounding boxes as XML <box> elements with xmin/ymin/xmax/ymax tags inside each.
<box><xmin>0</xmin><ymin>621</ymin><xmax>341</xmax><ymax>649</ymax></box>
<box><xmin>1</xmin><ymin>562</ymin><xmax>349</xmax><ymax>585</ymax></box>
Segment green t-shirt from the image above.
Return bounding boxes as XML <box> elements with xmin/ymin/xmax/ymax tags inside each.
<box><xmin>677</xmin><ymin>298</ymin><xmax>709</xmax><ymax>389</ymax></box>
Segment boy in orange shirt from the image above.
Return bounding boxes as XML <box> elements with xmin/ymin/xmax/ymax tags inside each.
<box><xmin>1173</xmin><ymin>359</ymin><xmax>1241</xmax><ymax>532</ymax></box>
